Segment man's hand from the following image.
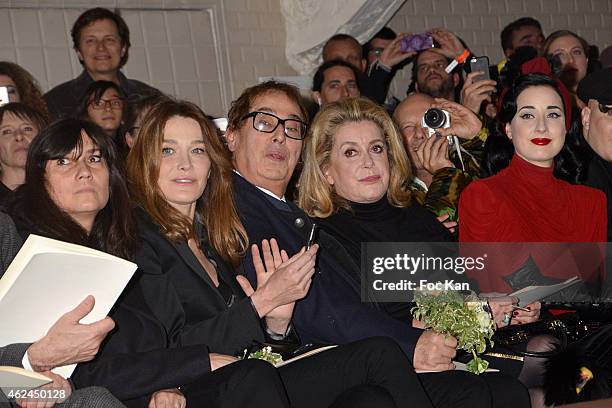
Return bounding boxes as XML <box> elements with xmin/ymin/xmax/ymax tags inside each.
<box><xmin>148</xmin><ymin>388</ymin><xmax>186</xmax><ymax>408</ymax></box>
<box><xmin>27</xmin><ymin>296</ymin><xmax>115</xmax><ymax>372</ymax></box>
<box><xmin>237</xmin><ymin>240</ymin><xmax>317</xmax><ymax>326</ymax></box>
<box><xmin>16</xmin><ymin>371</ymin><xmax>71</xmax><ymax>408</ymax></box>
<box><xmin>460</xmin><ymin>71</ymin><xmax>497</xmax><ymax>114</ymax></box>
<box><xmin>430</xmin><ymin>28</ymin><xmax>466</xmax><ymax>59</ymax></box>
<box><xmin>413</xmin><ymin>331</ymin><xmax>457</xmax><ymax>371</ymax></box>
<box><xmin>378</xmin><ymin>33</ymin><xmax>417</xmax><ymax>68</ymax></box>
<box><xmin>238</xmin><ymin>239</ymin><xmax>293</xmax><ymax>334</ymax></box>
<box><xmin>416</xmin><ymin>133</ymin><xmax>454</xmax><ymax>176</ymax></box>
<box><xmin>431</xmin><ymin>98</ymin><xmax>482</xmax><ymax>140</ymax></box>
<box><xmin>209</xmin><ymin>353</ymin><xmax>239</xmax><ymax>371</ymax></box>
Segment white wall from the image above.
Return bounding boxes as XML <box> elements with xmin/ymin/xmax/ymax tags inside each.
<box><xmin>0</xmin><ymin>0</ymin><xmax>609</xmax><ymax>116</ymax></box>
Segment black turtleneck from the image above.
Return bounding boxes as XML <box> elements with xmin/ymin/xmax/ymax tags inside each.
<box><xmin>316</xmin><ymin>197</ymin><xmax>451</xmax><ymax>265</ymax></box>
<box><xmin>316</xmin><ymin>197</ymin><xmax>450</xmax><ymax>321</ymax></box>
<box><xmin>584</xmin><ymin>153</ymin><xmax>612</xmax><ymax>241</ymax></box>
<box><xmin>0</xmin><ymin>182</ymin><xmax>12</xmax><ymax>207</ymax></box>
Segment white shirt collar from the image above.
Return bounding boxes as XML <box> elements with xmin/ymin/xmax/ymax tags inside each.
<box><xmin>233</xmin><ymin>170</ymin><xmax>286</xmax><ymax>202</ymax></box>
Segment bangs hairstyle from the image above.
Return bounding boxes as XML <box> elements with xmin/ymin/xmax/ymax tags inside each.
<box><xmin>227</xmin><ymin>80</ymin><xmax>308</xmax><ymax>132</ymax></box>
<box><xmin>483</xmin><ymin>73</ymin><xmax>584</xmax><ymax>183</ymax></box>
<box><xmin>78</xmin><ymin>80</ymin><xmax>126</xmax><ymax>119</ymax></box>
<box><xmin>126</xmin><ymin>99</ymin><xmax>248</xmax><ymax>265</ymax></box>
<box><xmin>298</xmin><ymin>97</ymin><xmax>411</xmax><ymax>218</ymax></box>
<box><xmin>0</xmin><ymin>102</ymin><xmax>49</xmax><ymax>132</ymax></box>
<box><xmin>9</xmin><ymin>118</ymin><xmax>135</xmax><ymax>258</ymax></box>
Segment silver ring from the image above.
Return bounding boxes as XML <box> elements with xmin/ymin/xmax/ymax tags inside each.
<box><xmin>503</xmin><ymin>313</ymin><xmax>511</xmax><ymax>325</ymax></box>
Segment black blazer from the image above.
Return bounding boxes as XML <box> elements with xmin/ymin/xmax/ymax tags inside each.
<box><xmin>72</xmin><ymin>279</ymin><xmax>211</xmax><ymax>407</ymax></box>
<box><xmin>232</xmin><ymin>173</ymin><xmax>423</xmax><ymax>360</ymax></box>
<box><xmin>73</xmin><ymin>209</ymin><xmax>265</xmax><ymax>407</ymax></box>
<box><xmin>129</xmin><ymin>209</ymin><xmax>265</xmax><ymax>354</ymax></box>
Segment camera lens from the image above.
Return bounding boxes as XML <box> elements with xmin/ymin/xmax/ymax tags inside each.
<box><xmin>423</xmin><ymin>108</ymin><xmax>446</xmax><ymax>129</ymax></box>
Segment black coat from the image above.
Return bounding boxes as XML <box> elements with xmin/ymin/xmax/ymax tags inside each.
<box><xmin>232</xmin><ymin>173</ymin><xmax>423</xmax><ymax>360</ymax></box>
<box><xmin>584</xmin><ymin>153</ymin><xmax>612</xmax><ymax>241</ymax></box>
<box><xmin>73</xmin><ymin>210</ymin><xmax>265</xmax><ymax>407</ymax></box>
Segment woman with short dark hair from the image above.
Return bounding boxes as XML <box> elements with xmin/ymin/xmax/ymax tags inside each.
<box><xmin>0</xmin><ymin>102</ymin><xmax>48</xmax><ymax>203</ymax></box>
<box><xmin>78</xmin><ymin>81</ymin><xmax>126</xmax><ymax>144</ymax></box>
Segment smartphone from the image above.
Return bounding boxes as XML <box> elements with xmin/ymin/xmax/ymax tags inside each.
<box><xmin>469</xmin><ymin>56</ymin><xmax>491</xmax><ymax>82</ymax></box>
<box><xmin>0</xmin><ymin>87</ymin><xmax>9</xmax><ymax>106</ymax></box>
<box><xmin>400</xmin><ymin>32</ymin><xmax>433</xmax><ymax>53</ymax></box>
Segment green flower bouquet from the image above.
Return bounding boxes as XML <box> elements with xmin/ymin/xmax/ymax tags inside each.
<box><xmin>412</xmin><ymin>290</ymin><xmax>495</xmax><ymax>374</ymax></box>
<box><xmin>242</xmin><ymin>345</ymin><xmax>283</xmax><ymax>365</ymax></box>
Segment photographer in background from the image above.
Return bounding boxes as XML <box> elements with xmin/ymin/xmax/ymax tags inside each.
<box><xmin>393</xmin><ymin>92</ymin><xmax>484</xmax><ymax>225</ymax></box>
<box><xmin>322</xmin><ymin>32</ymin><xmax>415</xmax><ymax>105</ymax></box>
<box><xmin>409</xmin><ymin>29</ymin><xmax>497</xmax><ymax>119</ymax></box>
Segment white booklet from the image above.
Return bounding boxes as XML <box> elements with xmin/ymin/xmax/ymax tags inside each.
<box><xmin>510</xmin><ymin>276</ymin><xmax>581</xmax><ymax>307</ymax></box>
<box><xmin>0</xmin><ymin>235</ymin><xmax>138</xmax><ymax>378</ymax></box>
<box><xmin>0</xmin><ymin>366</ymin><xmax>51</xmax><ymax>394</ymax></box>
<box><xmin>274</xmin><ymin>345</ymin><xmax>338</xmax><ymax>368</ymax></box>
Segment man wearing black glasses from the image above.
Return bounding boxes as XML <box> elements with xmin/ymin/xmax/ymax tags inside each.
<box><xmin>225</xmin><ymin>82</ymin><xmax>307</xmax><ymax>202</ymax></box>
<box><xmin>225</xmin><ymin>81</ymin><xmax>528</xmax><ymax>408</ymax></box>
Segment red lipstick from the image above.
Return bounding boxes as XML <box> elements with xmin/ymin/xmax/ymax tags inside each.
<box><xmin>531</xmin><ymin>138</ymin><xmax>551</xmax><ymax>146</ymax></box>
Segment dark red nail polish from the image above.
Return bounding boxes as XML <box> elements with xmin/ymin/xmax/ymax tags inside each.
<box><xmin>512</xmin><ymin>311</ymin><xmax>518</xmax><ymax>317</ymax></box>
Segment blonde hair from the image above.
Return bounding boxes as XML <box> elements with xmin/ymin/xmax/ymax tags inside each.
<box><xmin>126</xmin><ymin>99</ymin><xmax>248</xmax><ymax>265</ymax></box>
<box><xmin>298</xmin><ymin>97</ymin><xmax>412</xmax><ymax>218</ymax></box>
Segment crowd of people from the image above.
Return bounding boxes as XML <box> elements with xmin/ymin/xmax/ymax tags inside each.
<box><xmin>1</xmin><ymin>6</ymin><xmax>611</xmax><ymax>408</ymax></box>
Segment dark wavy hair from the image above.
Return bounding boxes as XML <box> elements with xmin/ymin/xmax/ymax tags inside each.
<box><xmin>7</xmin><ymin>118</ymin><xmax>136</xmax><ymax>259</ymax></box>
<box><xmin>482</xmin><ymin>74</ymin><xmax>585</xmax><ymax>184</ymax></box>
<box><xmin>0</xmin><ymin>61</ymin><xmax>49</xmax><ymax>120</ymax></box>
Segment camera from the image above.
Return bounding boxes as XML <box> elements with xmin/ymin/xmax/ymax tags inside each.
<box><xmin>399</xmin><ymin>32</ymin><xmax>433</xmax><ymax>53</ymax></box>
<box><xmin>420</xmin><ymin>108</ymin><xmax>453</xmax><ymax>144</ymax></box>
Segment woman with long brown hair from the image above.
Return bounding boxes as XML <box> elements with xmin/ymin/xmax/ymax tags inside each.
<box><xmin>97</xmin><ymin>97</ymin><xmax>438</xmax><ymax>408</ymax></box>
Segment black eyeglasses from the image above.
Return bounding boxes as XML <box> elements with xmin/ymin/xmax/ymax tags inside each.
<box><xmin>598</xmin><ymin>103</ymin><xmax>612</xmax><ymax>117</ymax></box>
<box><xmin>242</xmin><ymin>111</ymin><xmax>307</xmax><ymax>140</ymax></box>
